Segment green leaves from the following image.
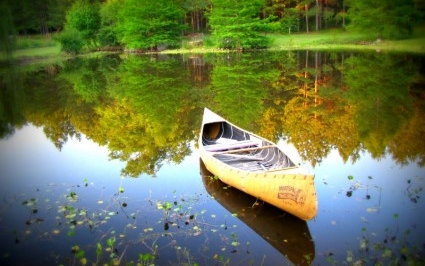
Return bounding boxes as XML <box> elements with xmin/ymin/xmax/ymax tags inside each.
<box><xmin>65</xmin><ymin>0</ymin><xmax>101</xmax><ymax>46</ymax></box>
<box><xmin>115</xmin><ymin>0</ymin><xmax>184</xmax><ymax>50</ymax></box>
<box><xmin>347</xmin><ymin>0</ymin><xmax>420</xmax><ymax>39</ymax></box>
<box><xmin>208</xmin><ymin>0</ymin><xmax>272</xmax><ymax>49</ymax></box>
<box><xmin>56</xmin><ymin>28</ymin><xmax>84</xmax><ymax>54</ymax></box>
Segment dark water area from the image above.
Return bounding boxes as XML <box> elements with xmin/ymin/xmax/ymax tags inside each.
<box><xmin>0</xmin><ymin>50</ymin><xmax>424</xmax><ymax>265</ymax></box>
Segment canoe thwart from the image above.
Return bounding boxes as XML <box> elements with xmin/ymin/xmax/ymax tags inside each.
<box><xmin>213</xmin><ymin>153</ymin><xmax>265</xmax><ymax>161</ymax></box>
<box><xmin>204</xmin><ymin>139</ymin><xmax>260</xmax><ymax>152</ymax></box>
<box><xmin>211</xmin><ymin>145</ymin><xmax>276</xmax><ymax>154</ymax></box>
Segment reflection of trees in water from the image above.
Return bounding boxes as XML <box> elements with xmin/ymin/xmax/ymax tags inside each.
<box><xmin>0</xmin><ymin>63</ymin><xmax>25</xmax><ymax>139</ymax></box>
<box><xmin>277</xmin><ymin>51</ymin><xmax>423</xmax><ymax>167</ymax></box>
<box><xmin>1</xmin><ymin>51</ymin><xmax>424</xmax><ymax>175</ymax></box>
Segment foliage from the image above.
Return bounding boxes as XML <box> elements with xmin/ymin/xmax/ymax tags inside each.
<box><xmin>280</xmin><ymin>8</ymin><xmax>298</xmax><ymax>34</ymax></box>
<box><xmin>207</xmin><ymin>0</ymin><xmax>274</xmax><ymax>49</ymax></box>
<box><xmin>115</xmin><ymin>0</ymin><xmax>185</xmax><ymax>50</ymax></box>
<box><xmin>2</xmin><ymin>0</ymin><xmax>73</xmax><ymax>35</ymax></box>
<box><xmin>56</xmin><ymin>28</ymin><xmax>84</xmax><ymax>54</ymax></box>
<box><xmin>0</xmin><ymin>3</ymin><xmax>15</xmax><ymax>61</ymax></box>
<box><xmin>65</xmin><ymin>0</ymin><xmax>101</xmax><ymax>46</ymax></box>
<box><xmin>347</xmin><ymin>0</ymin><xmax>422</xmax><ymax>39</ymax></box>
<box><xmin>4</xmin><ymin>0</ymin><xmax>425</xmax><ymax>51</ymax></box>
<box><xmin>343</xmin><ymin>53</ymin><xmax>415</xmax><ymax>158</ymax></box>
<box><xmin>98</xmin><ymin>0</ymin><xmax>121</xmax><ymax>46</ymax></box>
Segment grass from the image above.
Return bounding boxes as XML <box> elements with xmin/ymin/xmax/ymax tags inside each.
<box><xmin>3</xmin><ymin>27</ymin><xmax>425</xmax><ymax>63</ymax></box>
<box><xmin>13</xmin><ymin>45</ymin><xmax>61</xmax><ymax>58</ymax></box>
<box><xmin>0</xmin><ymin>35</ymin><xmax>63</xmax><ymax>65</ymax></box>
<box><xmin>170</xmin><ymin>27</ymin><xmax>425</xmax><ymax>54</ymax></box>
<box><xmin>268</xmin><ymin>27</ymin><xmax>425</xmax><ymax>54</ymax></box>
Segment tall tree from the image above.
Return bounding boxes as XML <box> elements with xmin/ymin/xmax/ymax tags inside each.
<box><xmin>98</xmin><ymin>0</ymin><xmax>121</xmax><ymax>46</ymax></box>
<box><xmin>115</xmin><ymin>0</ymin><xmax>185</xmax><ymax>50</ymax></box>
<box><xmin>0</xmin><ymin>3</ymin><xmax>15</xmax><ymax>59</ymax></box>
<box><xmin>65</xmin><ymin>0</ymin><xmax>101</xmax><ymax>45</ymax></box>
<box><xmin>347</xmin><ymin>0</ymin><xmax>421</xmax><ymax>39</ymax></box>
<box><xmin>297</xmin><ymin>0</ymin><xmax>315</xmax><ymax>33</ymax></box>
<box><xmin>5</xmin><ymin>0</ymin><xmax>73</xmax><ymax>35</ymax></box>
<box><xmin>207</xmin><ymin>0</ymin><xmax>274</xmax><ymax>49</ymax></box>
<box><xmin>181</xmin><ymin>0</ymin><xmax>210</xmax><ymax>33</ymax></box>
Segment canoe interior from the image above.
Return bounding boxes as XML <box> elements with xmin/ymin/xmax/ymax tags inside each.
<box><xmin>202</xmin><ymin>121</ymin><xmax>296</xmax><ymax>172</ymax></box>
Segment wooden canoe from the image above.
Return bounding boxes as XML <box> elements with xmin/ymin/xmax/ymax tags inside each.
<box><xmin>200</xmin><ymin>160</ymin><xmax>315</xmax><ymax>265</ymax></box>
<box><xmin>198</xmin><ymin>108</ymin><xmax>317</xmax><ymax>221</ymax></box>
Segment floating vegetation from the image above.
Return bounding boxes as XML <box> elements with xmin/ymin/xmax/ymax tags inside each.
<box><xmin>344</xmin><ymin>175</ymin><xmax>381</xmax><ymax>203</ymax></box>
<box><xmin>1</xmin><ymin>178</ymin><xmax>258</xmax><ymax>265</ymax></box>
<box><xmin>343</xmin><ymin>214</ymin><xmax>425</xmax><ymax>265</ymax></box>
<box><xmin>2</xmin><ymin>174</ymin><xmax>424</xmax><ymax>266</ymax></box>
<box><xmin>406</xmin><ymin>177</ymin><xmax>423</xmax><ymax>203</ymax></box>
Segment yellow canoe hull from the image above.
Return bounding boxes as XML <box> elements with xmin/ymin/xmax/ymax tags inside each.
<box><xmin>199</xmin><ymin>108</ymin><xmax>318</xmax><ymax>221</ymax></box>
<box><xmin>200</xmin><ymin>160</ymin><xmax>315</xmax><ymax>265</ymax></box>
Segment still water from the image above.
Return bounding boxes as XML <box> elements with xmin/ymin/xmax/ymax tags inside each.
<box><xmin>0</xmin><ymin>50</ymin><xmax>424</xmax><ymax>265</ymax></box>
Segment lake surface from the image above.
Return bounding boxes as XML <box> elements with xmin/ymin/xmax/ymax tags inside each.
<box><xmin>1</xmin><ymin>50</ymin><xmax>424</xmax><ymax>265</ymax></box>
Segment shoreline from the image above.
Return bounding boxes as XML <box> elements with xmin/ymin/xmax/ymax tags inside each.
<box><xmin>4</xmin><ymin>30</ymin><xmax>425</xmax><ymax>65</ymax></box>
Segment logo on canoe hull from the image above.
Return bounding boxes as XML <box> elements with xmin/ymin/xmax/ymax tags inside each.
<box><xmin>278</xmin><ymin>186</ymin><xmax>306</xmax><ymax>204</ymax></box>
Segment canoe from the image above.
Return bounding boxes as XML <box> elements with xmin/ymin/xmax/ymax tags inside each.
<box><xmin>198</xmin><ymin>108</ymin><xmax>317</xmax><ymax>221</ymax></box>
<box><xmin>200</xmin><ymin>160</ymin><xmax>315</xmax><ymax>265</ymax></box>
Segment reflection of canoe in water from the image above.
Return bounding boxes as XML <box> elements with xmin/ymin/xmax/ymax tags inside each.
<box><xmin>200</xmin><ymin>160</ymin><xmax>315</xmax><ymax>266</ymax></box>
<box><xmin>199</xmin><ymin>108</ymin><xmax>317</xmax><ymax>221</ymax></box>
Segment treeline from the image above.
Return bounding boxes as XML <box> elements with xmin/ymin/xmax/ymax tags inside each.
<box><xmin>1</xmin><ymin>0</ymin><xmax>424</xmax><ymax>52</ymax></box>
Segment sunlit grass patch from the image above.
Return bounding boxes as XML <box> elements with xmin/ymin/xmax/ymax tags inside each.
<box><xmin>13</xmin><ymin>45</ymin><xmax>61</xmax><ymax>58</ymax></box>
<box><xmin>269</xmin><ymin>28</ymin><xmax>425</xmax><ymax>54</ymax></box>
<box><xmin>270</xmin><ymin>29</ymin><xmax>374</xmax><ymax>47</ymax></box>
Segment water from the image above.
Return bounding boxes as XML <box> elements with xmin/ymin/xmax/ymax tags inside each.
<box><xmin>0</xmin><ymin>50</ymin><xmax>424</xmax><ymax>265</ymax></box>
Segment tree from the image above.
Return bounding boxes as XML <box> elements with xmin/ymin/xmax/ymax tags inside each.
<box><xmin>47</xmin><ymin>0</ymin><xmax>75</xmax><ymax>32</ymax></box>
<box><xmin>115</xmin><ymin>0</ymin><xmax>185</xmax><ymax>50</ymax></box>
<box><xmin>207</xmin><ymin>0</ymin><xmax>275</xmax><ymax>49</ymax></box>
<box><xmin>65</xmin><ymin>0</ymin><xmax>101</xmax><ymax>46</ymax></box>
<box><xmin>298</xmin><ymin>0</ymin><xmax>314</xmax><ymax>33</ymax></box>
<box><xmin>347</xmin><ymin>0</ymin><xmax>421</xmax><ymax>39</ymax></box>
<box><xmin>98</xmin><ymin>0</ymin><xmax>121</xmax><ymax>46</ymax></box>
<box><xmin>181</xmin><ymin>0</ymin><xmax>210</xmax><ymax>34</ymax></box>
<box><xmin>4</xmin><ymin>0</ymin><xmax>73</xmax><ymax>35</ymax></box>
<box><xmin>281</xmin><ymin>8</ymin><xmax>298</xmax><ymax>34</ymax></box>
<box><xmin>56</xmin><ymin>28</ymin><xmax>84</xmax><ymax>54</ymax></box>
<box><xmin>0</xmin><ymin>3</ymin><xmax>15</xmax><ymax>60</ymax></box>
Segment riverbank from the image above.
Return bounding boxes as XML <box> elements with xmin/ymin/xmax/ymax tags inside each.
<box><xmin>4</xmin><ymin>28</ymin><xmax>425</xmax><ymax>64</ymax></box>
<box><xmin>166</xmin><ymin>28</ymin><xmax>425</xmax><ymax>54</ymax></box>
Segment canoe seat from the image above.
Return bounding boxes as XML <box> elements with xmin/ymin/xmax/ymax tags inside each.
<box><xmin>204</xmin><ymin>139</ymin><xmax>260</xmax><ymax>152</ymax></box>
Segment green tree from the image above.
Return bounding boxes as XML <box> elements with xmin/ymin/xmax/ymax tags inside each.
<box><xmin>347</xmin><ymin>0</ymin><xmax>421</xmax><ymax>39</ymax></box>
<box><xmin>281</xmin><ymin>7</ymin><xmax>298</xmax><ymax>34</ymax></box>
<box><xmin>47</xmin><ymin>0</ymin><xmax>75</xmax><ymax>32</ymax></box>
<box><xmin>181</xmin><ymin>0</ymin><xmax>210</xmax><ymax>33</ymax></box>
<box><xmin>56</xmin><ymin>28</ymin><xmax>84</xmax><ymax>54</ymax></box>
<box><xmin>4</xmin><ymin>0</ymin><xmax>73</xmax><ymax>35</ymax></box>
<box><xmin>98</xmin><ymin>0</ymin><xmax>121</xmax><ymax>46</ymax></box>
<box><xmin>207</xmin><ymin>0</ymin><xmax>275</xmax><ymax>49</ymax></box>
<box><xmin>0</xmin><ymin>3</ymin><xmax>16</xmax><ymax>60</ymax></box>
<box><xmin>116</xmin><ymin>0</ymin><xmax>185</xmax><ymax>50</ymax></box>
<box><xmin>65</xmin><ymin>0</ymin><xmax>101</xmax><ymax>46</ymax></box>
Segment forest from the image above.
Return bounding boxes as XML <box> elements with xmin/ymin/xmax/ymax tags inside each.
<box><xmin>1</xmin><ymin>0</ymin><xmax>424</xmax><ymax>53</ymax></box>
